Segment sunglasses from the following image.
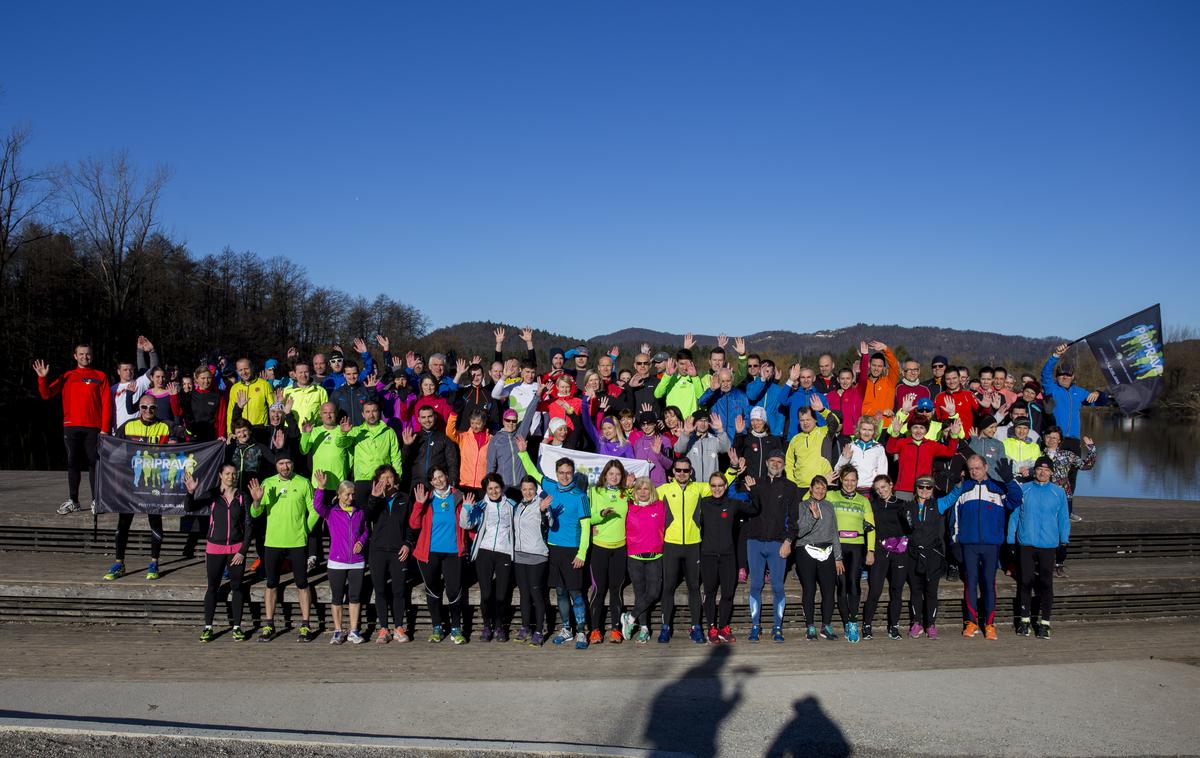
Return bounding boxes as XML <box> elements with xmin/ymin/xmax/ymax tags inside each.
<box><xmin>932</xmin><ymin>363</ymin><xmax>946</xmax><ymax>369</ymax></box>
<box><xmin>635</xmin><ymin>361</ymin><xmax>649</xmax><ymax>366</ymax></box>
<box><xmin>673</xmin><ymin>468</ymin><xmax>690</xmax><ymax>473</ymax></box>
<box><xmin>747</xmin><ymin>363</ymin><xmax>760</xmax><ymax>369</ymax></box>
<box><xmin>329</xmin><ymin>358</ymin><xmax>343</xmax><ymax>363</ymax></box>
<box><xmin>503</xmin><ymin>418</ymin><xmax>517</xmax><ymax>424</ymax></box>
<box><xmin>916</xmin><ymin>484</ymin><xmax>934</xmax><ymax>490</ymax></box>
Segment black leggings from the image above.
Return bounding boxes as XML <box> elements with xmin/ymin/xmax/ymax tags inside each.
<box><xmin>908</xmin><ymin>565</ymin><xmax>942</xmax><ymax>628</ymax></box>
<box><xmin>419</xmin><ymin>552</ymin><xmax>463</xmax><ymax>630</ymax></box>
<box><xmin>263</xmin><ymin>545</ymin><xmax>308</xmax><ymax>589</ymax></box>
<box><xmin>115</xmin><ymin>513</ymin><xmax>163</xmax><ymax>561</ymax></box>
<box><xmin>476</xmin><ymin>548</ymin><xmax>514</xmax><ymax>628</ymax></box>
<box><xmin>204</xmin><ymin>553</ymin><xmax>245</xmax><ymax>627</ymax></box>
<box><xmin>863</xmin><ymin>549</ymin><xmax>909</xmax><ymax>628</ymax></box>
<box><xmin>328</xmin><ymin>567</ymin><xmax>364</xmax><ymax>605</ymax></box>
<box><xmin>514</xmin><ymin>561</ymin><xmax>548</xmax><ymax>632</ymax></box>
<box><xmin>369</xmin><ymin>550</ymin><xmax>407</xmax><ymax>631</ymax></box>
<box><xmin>628</xmin><ymin>557</ymin><xmax>662</xmax><ymax>627</ymax></box>
<box><xmin>589</xmin><ymin>545</ymin><xmax>627</xmax><ymax>631</ymax></box>
<box><xmin>837</xmin><ymin>544</ymin><xmax>865</xmax><ymax>624</ymax></box>
<box><xmin>795</xmin><ymin>549</ymin><xmax>837</xmax><ymax>627</ymax></box>
<box><xmin>64</xmin><ymin>426</ymin><xmax>98</xmax><ymax>504</ymax></box>
<box><xmin>701</xmin><ymin>551</ymin><xmax>737</xmax><ymax>629</ymax></box>
<box><xmin>662</xmin><ymin>543</ymin><xmax>701</xmax><ymax>629</ymax></box>
<box><xmin>1018</xmin><ymin>546</ymin><xmax>1057</xmax><ymax>622</ymax></box>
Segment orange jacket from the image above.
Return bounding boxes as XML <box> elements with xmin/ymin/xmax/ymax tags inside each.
<box><xmin>858</xmin><ymin>348</ymin><xmax>899</xmax><ymax>419</ymax></box>
<box><xmin>446</xmin><ymin>413</ymin><xmax>491</xmax><ymax>489</ymax></box>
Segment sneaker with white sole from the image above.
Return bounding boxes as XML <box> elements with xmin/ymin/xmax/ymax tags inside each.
<box><xmin>620</xmin><ymin>611</ymin><xmax>635</xmax><ymax>640</ymax></box>
<box><xmin>57</xmin><ymin>500</ymin><xmax>82</xmax><ymax>515</ymax></box>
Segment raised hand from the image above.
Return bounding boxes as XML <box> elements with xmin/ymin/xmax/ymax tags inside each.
<box><xmin>464</xmin><ymin>492</ymin><xmax>477</xmax><ymax>507</ymax></box>
<box><xmin>733</xmin><ymin>336</ymin><xmax>746</xmax><ymax>355</ymax></box>
<box><xmin>651</xmin><ymin>435</ymin><xmax>662</xmax><ymax>453</ymax></box>
<box><xmin>641</xmin><ymin>402</ymin><xmax>654</xmax><ymax>414</ymax></box>
<box><xmin>168</xmin><ymin>381</ymin><xmax>180</xmax><ymax>396</ymax></box>
<box><xmin>455</xmin><ymin>358</ymin><xmax>468</xmax><ymax>376</ymax></box>
<box><xmin>1086</xmin><ymin>391</ymin><xmax>1100</xmax><ymax>404</ymax></box>
<box><xmin>788</xmin><ymin>363</ymin><xmax>801</xmax><ymax>383</ymax></box>
<box><xmin>332</xmin><ymin>343</ymin><xmax>344</xmax><ymax>355</ymax></box>
<box><xmin>859</xmin><ymin>340</ymin><xmax>869</xmax><ymax>356</ymax></box>
<box><xmin>521</xmin><ymin>327</ymin><xmax>534</xmax><ymax>345</ymax></box>
<box><xmin>401</xmin><ymin>428</ymin><xmax>416</xmax><ymax>446</ymax></box>
<box><xmin>868</xmin><ymin>340</ymin><xmax>887</xmax><ymax>352</ymax></box>
<box><xmin>287</xmin><ymin>346</ymin><xmax>299</xmax><ymax>361</ymax></box>
<box><xmin>901</xmin><ymin>394</ymin><xmax>916</xmax><ymax>414</ymax></box>
<box><xmin>1083</xmin><ymin>435</ymin><xmax>1094</xmax><ymax>446</ymax></box>
<box><xmin>371</xmin><ymin>479</ymin><xmax>386</xmax><ymax>498</ymax></box>
<box><xmin>184</xmin><ymin>473</ymin><xmax>198</xmax><ymax>494</ymax></box>
<box><xmin>683</xmin><ymin>333</ymin><xmax>696</xmax><ymax>350</ymax></box>
<box><xmin>352</xmin><ymin>337</ymin><xmax>368</xmax><ymax>354</ymax></box>
<box><xmin>539</xmin><ymin>495</ymin><xmax>552</xmax><ymax>512</ymax></box>
<box><xmin>709</xmin><ymin>373</ymin><xmax>720</xmax><ymax>391</ymax></box>
<box><xmin>516</xmin><ymin>435</ymin><xmax>527</xmax><ymax>453</ymax></box>
<box><xmin>598</xmin><ymin>396</ymin><xmax>611</xmax><ymax>413</ymax></box>
<box><xmin>274</xmin><ymin>387</ymin><xmax>285</xmax><ymax>404</ymax></box>
<box><xmin>283</xmin><ymin>395</ymin><xmax>294</xmax><ymax>415</ymax></box>
<box><xmin>610</xmin><ymin>345</ymin><xmax>620</xmax><ymax>359</ymax></box>
<box><xmin>494</xmin><ymin>326</ymin><xmax>506</xmax><ymax>346</ymax></box>
<box><xmin>364</xmin><ymin>371</ymin><xmax>378</xmax><ymax>387</ymax></box>
<box><xmin>313</xmin><ymin>470</ymin><xmax>327</xmax><ymax>489</ymax></box>
<box><xmin>843</xmin><ymin>442</ymin><xmax>853</xmax><ymax>460</ymax></box>
<box><xmin>709</xmin><ymin>412</ymin><xmax>723</xmax><ymax>431</ymax></box>
<box><xmin>683</xmin><ymin>415</ymin><xmax>696</xmax><ymax>435</ymax></box>
<box><xmin>375</xmin><ymin>334</ymin><xmax>390</xmax><ymax>351</ymax></box>
<box><xmin>717</xmin><ymin>333</ymin><xmax>729</xmax><ymax>349</ymax></box>
<box><xmin>273</xmin><ymin>429</ymin><xmax>285</xmax><ymax>450</ymax></box>
<box><xmin>32</xmin><ymin>359</ymin><xmax>49</xmax><ymax>378</ymax></box>
<box><xmin>405</xmin><ymin>351</ymin><xmax>416</xmax><ymax>369</ymax></box>
<box><xmin>744</xmin><ymin>475</ymin><xmax>757</xmax><ymax>489</ymax></box>
<box><xmin>640</xmin><ymin>343</ymin><xmax>652</xmax><ymax>355</ymax></box>
<box><xmin>628</xmin><ymin>374</ymin><xmax>643</xmax><ymax>388</ymax></box>
<box><xmin>413</xmin><ymin>483</ymin><xmax>427</xmax><ymax>503</ymax></box>
<box><xmin>236</xmin><ymin>391</ymin><xmax>249</xmax><ymax>408</ymax></box>
<box><xmin>301</xmin><ymin>421</ymin><xmax>313</xmax><ymax>434</ymax></box>
<box><xmin>390</xmin><ymin>355</ymin><xmax>402</xmax><ymax>369</ymax></box>
<box><xmin>471</xmin><ymin>355</ymin><xmax>482</xmax><ymax>367</ymax></box>
<box><xmin>734</xmin><ymin>414</ymin><xmax>745</xmax><ymax>434</ymax></box>
<box><xmin>810</xmin><ymin>394</ymin><xmax>825</xmax><ymax>413</ymax></box>
<box><xmin>942</xmin><ymin>395</ymin><xmax>956</xmax><ymax>417</ymax></box>
<box><xmin>340</xmin><ymin>417</ymin><xmax>352</xmax><ymax>433</ymax></box>
<box><xmin>248</xmin><ymin>479</ymin><xmax>264</xmax><ymax>502</ymax></box>
<box><xmin>664</xmin><ymin>358</ymin><xmax>677</xmax><ymax>376</ymax></box>
<box><xmin>1054</xmin><ymin>343</ymin><xmax>1069</xmax><ymax>358</ymax></box>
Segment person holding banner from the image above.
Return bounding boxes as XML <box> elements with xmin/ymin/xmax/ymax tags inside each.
<box><xmin>251</xmin><ymin>453</ymin><xmax>318</xmax><ymax>642</ymax></box>
<box><xmin>33</xmin><ymin>344</ymin><xmax>113</xmax><ymax>516</ymax></box>
<box><xmin>104</xmin><ymin>396</ymin><xmax>174</xmax><ymax>581</ymax></box>
<box><xmin>184</xmin><ymin>464</ymin><xmax>253</xmax><ymax>643</ymax></box>
<box><xmin>1041</xmin><ymin>343</ymin><xmax>1107</xmax><ymax>495</ymax></box>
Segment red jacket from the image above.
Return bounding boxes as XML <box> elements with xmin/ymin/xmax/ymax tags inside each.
<box><xmin>827</xmin><ymin>384</ymin><xmax>864</xmax><ymax>434</ymax></box>
<box><xmin>934</xmin><ymin>389</ymin><xmax>979</xmax><ymax>432</ymax></box>
<box><xmin>885</xmin><ymin>436</ymin><xmax>958</xmax><ymax>492</ymax></box>
<box><xmin>408</xmin><ymin>489</ymin><xmax>469</xmax><ymax>561</ymax></box>
<box><xmin>38</xmin><ymin>368</ymin><xmax>112</xmax><ymax>432</ymax></box>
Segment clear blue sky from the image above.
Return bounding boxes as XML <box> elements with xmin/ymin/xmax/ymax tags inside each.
<box><xmin>5</xmin><ymin>2</ymin><xmax>1197</xmax><ymax>340</ymax></box>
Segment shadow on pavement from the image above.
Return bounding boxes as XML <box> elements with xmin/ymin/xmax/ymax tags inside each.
<box><xmin>764</xmin><ymin>696</ymin><xmax>850</xmax><ymax>757</ymax></box>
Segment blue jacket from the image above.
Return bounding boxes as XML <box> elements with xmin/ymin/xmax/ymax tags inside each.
<box><xmin>1041</xmin><ymin>355</ymin><xmax>1106</xmax><ymax>439</ymax></box>
<box><xmin>776</xmin><ymin>385</ymin><xmax>829</xmax><ymax>439</ymax></box>
<box><xmin>1009</xmin><ymin>481</ymin><xmax>1070</xmax><ymax>548</ymax></box>
<box><xmin>745</xmin><ymin>378</ymin><xmax>787</xmax><ymax>437</ymax></box>
<box><xmin>698</xmin><ymin>386</ymin><xmax>752</xmax><ymax>445</ymax></box>
<box><xmin>322</xmin><ymin>350</ymin><xmax>377</xmax><ymax>391</ymax></box>
<box><xmin>937</xmin><ymin>477</ymin><xmax>1022</xmax><ymax>546</ymax></box>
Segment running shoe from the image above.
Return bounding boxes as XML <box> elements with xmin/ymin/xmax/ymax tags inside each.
<box><xmin>689</xmin><ymin>625</ymin><xmax>706</xmax><ymax>644</ymax></box>
<box><xmin>588</xmin><ymin>630</ymin><xmax>603</xmax><ymax>645</ymax></box>
<box><xmin>552</xmin><ymin>627</ymin><xmax>572</xmax><ymax>645</ymax></box>
<box><xmin>347</xmin><ymin>630</ymin><xmax>365</xmax><ymax>644</ymax></box>
<box><xmin>145</xmin><ymin>561</ymin><xmax>160</xmax><ymax>581</ymax></box>
<box><xmin>449</xmin><ymin>627</ymin><xmax>467</xmax><ymax>645</ymax></box>
<box><xmin>737</xmin><ymin>568</ymin><xmax>748</xmax><ymax>584</ymax></box>
<box><xmin>1037</xmin><ymin>622</ymin><xmax>1051</xmax><ymax>639</ymax></box>
<box><xmin>1017</xmin><ymin>618</ymin><xmax>1032</xmax><ymax>637</ymax></box>
<box><xmin>479</xmin><ymin>625</ymin><xmax>494</xmax><ymax>642</ymax></box>
<box><xmin>771</xmin><ymin>627</ymin><xmax>785</xmax><ymax>643</ymax></box>
<box><xmin>529</xmin><ymin>631</ymin><xmax>544</xmax><ymax>647</ymax></box>
<box><xmin>636</xmin><ymin>628</ymin><xmax>651</xmax><ymax>644</ymax></box>
<box><xmin>258</xmin><ymin>625</ymin><xmax>275</xmax><ymax>642</ymax></box>
<box><xmin>393</xmin><ymin>631</ymin><xmax>410</xmax><ymax>643</ymax></box>
<box><xmin>607</xmin><ymin>629</ymin><xmax>622</xmax><ymax>644</ymax></box>
<box><xmin>718</xmin><ymin>626</ymin><xmax>735</xmax><ymax>643</ymax></box>
<box><xmin>926</xmin><ymin>625</ymin><xmax>939</xmax><ymax>640</ymax></box>
<box><xmin>820</xmin><ymin>625</ymin><xmax>838</xmax><ymax>641</ymax></box>
<box><xmin>515</xmin><ymin>626</ymin><xmax>530</xmax><ymax>643</ymax></box>
<box><xmin>845</xmin><ymin>622</ymin><xmax>861</xmax><ymax>644</ymax></box>
<box><xmin>330</xmin><ymin>630</ymin><xmax>345</xmax><ymax>645</ymax></box>
<box><xmin>747</xmin><ymin>625</ymin><xmax>761</xmax><ymax>643</ymax></box>
<box><xmin>428</xmin><ymin>629</ymin><xmax>443</xmax><ymax>644</ymax></box>
<box><xmin>574</xmin><ymin>631</ymin><xmax>589</xmax><ymax>650</ymax></box>
<box><xmin>983</xmin><ymin>624</ymin><xmax>998</xmax><ymax>641</ymax></box>
<box><xmin>297</xmin><ymin>624</ymin><xmax>313</xmax><ymax>642</ymax></box>
<box><xmin>657</xmin><ymin>624</ymin><xmax>671</xmax><ymax>644</ymax></box>
<box><xmin>708</xmin><ymin>626</ymin><xmax>720</xmax><ymax>644</ymax></box>
<box><xmin>620</xmin><ymin>611</ymin><xmax>636</xmax><ymax>640</ymax></box>
<box><xmin>199</xmin><ymin>627</ymin><xmax>214</xmax><ymax>643</ymax></box>
<box><xmin>377</xmin><ymin>629</ymin><xmax>391</xmax><ymax>644</ymax></box>
<box><xmin>1069</xmin><ymin>513</ymin><xmax>1083</xmax><ymax>523</ymax></box>
<box><xmin>806</xmin><ymin>626</ymin><xmax>818</xmax><ymax>641</ymax></box>
<box><xmin>231</xmin><ymin>626</ymin><xmax>247</xmax><ymax>642</ymax></box>
<box><xmin>909</xmin><ymin>623</ymin><xmax>924</xmax><ymax>639</ymax></box>
<box><xmin>103</xmin><ymin>562</ymin><xmax>125</xmax><ymax>581</ymax></box>
<box><xmin>887</xmin><ymin>626</ymin><xmax>902</xmax><ymax>640</ymax></box>
<box><xmin>861</xmin><ymin>623</ymin><xmax>873</xmax><ymax>640</ymax></box>
<box><xmin>496</xmin><ymin>627</ymin><xmax>510</xmax><ymax>643</ymax></box>
<box><xmin>962</xmin><ymin>621</ymin><xmax>980</xmax><ymax>638</ymax></box>
<box><xmin>250</xmin><ymin>557</ymin><xmax>262</xmax><ymax>574</ymax></box>
<box><xmin>57</xmin><ymin>500</ymin><xmax>82</xmax><ymax>515</ymax></box>
<box><xmin>1055</xmin><ymin>565</ymin><xmax>1068</xmax><ymax>578</ymax></box>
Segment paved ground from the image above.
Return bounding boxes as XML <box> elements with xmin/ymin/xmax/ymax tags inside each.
<box><xmin>0</xmin><ymin>621</ymin><xmax>1197</xmax><ymax>756</ymax></box>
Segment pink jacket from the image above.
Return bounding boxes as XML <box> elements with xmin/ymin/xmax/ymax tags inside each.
<box><xmin>828</xmin><ymin>385</ymin><xmax>864</xmax><ymax>434</ymax></box>
<box><xmin>626</xmin><ymin>500</ymin><xmax>666</xmax><ymax>556</ymax></box>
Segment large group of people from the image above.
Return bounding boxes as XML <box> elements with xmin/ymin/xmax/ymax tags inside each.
<box><xmin>33</xmin><ymin>328</ymin><xmax>1105</xmax><ymax>646</ymax></box>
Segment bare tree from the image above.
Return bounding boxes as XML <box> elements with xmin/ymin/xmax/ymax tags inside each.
<box><xmin>57</xmin><ymin>150</ymin><xmax>171</xmax><ymax>320</ymax></box>
<box><xmin>0</xmin><ymin>125</ymin><xmax>56</xmax><ymax>288</ymax></box>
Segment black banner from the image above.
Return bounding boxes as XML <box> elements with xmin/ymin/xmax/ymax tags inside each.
<box><xmin>1083</xmin><ymin>304</ymin><xmax>1165</xmax><ymax>415</ymax></box>
<box><xmin>95</xmin><ymin>437</ymin><xmax>226</xmax><ymax>515</ymax></box>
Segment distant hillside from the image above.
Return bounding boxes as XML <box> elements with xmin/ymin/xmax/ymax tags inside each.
<box><xmin>420</xmin><ymin>321</ymin><xmax>1064</xmax><ymax>368</ymax></box>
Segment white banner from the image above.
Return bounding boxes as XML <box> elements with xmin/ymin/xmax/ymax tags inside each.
<box><xmin>536</xmin><ymin>444</ymin><xmax>651</xmax><ymax>488</ymax></box>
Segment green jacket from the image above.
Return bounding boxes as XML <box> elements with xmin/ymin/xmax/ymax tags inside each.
<box><xmin>654</xmin><ymin>373</ymin><xmax>706</xmax><ymax>418</ymax></box>
<box><xmin>345</xmin><ymin>421</ymin><xmax>403</xmax><ymax>482</ymax></box>
<box><xmin>826</xmin><ymin>489</ymin><xmax>875</xmax><ymax>550</ymax></box>
<box><xmin>300</xmin><ymin>426</ymin><xmax>352</xmax><ymax>485</ymax></box>
<box><xmin>589</xmin><ymin>486</ymin><xmax>629</xmax><ymax>549</ymax></box>
<box><xmin>252</xmin><ymin>474</ymin><xmax>318</xmax><ymax>548</ymax></box>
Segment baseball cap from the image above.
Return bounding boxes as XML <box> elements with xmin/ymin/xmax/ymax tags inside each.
<box><xmin>652</xmin><ymin>352</ymin><xmax>670</xmax><ymax>363</ymax></box>
<box><xmin>915</xmin><ymin>397</ymin><xmax>934</xmax><ymax>412</ymax></box>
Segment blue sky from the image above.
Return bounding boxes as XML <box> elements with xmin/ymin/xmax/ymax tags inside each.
<box><xmin>4</xmin><ymin>2</ymin><xmax>1197</xmax><ymax>340</ymax></box>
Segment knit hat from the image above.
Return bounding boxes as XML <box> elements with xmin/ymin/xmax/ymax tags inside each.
<box><xmin>548</xmin><ymin>417</ymin><xmax>567</xmax><ymax>435</ymax></box>
<box><xmin>765</xmin><ymin>448</ymin><xmax>785</xmax><ymax>461</ymax></box>
<box><xmin>907</xmin><ymin>417</ymin><xmax>929</xmax><ymax>430</ymax></box>
<box><xmin>692</xmin><ymin>409</ymin><xmax>710</xmax><ymax>422</ymax></box>
<box><xmin>975</xmin><ymin>413</ymin><xmax>997</xmax><ymax>430</ymax></box>
<box><xmin>264</xmin><ymin>358</ymin><xmax>279</xmax><ymax>370</ymax></box>
<box><xmin>1012</xmin><ymin>416</ymin><xmax>1031</xmax><ymax>429</ymax></box>
<box><xmin>502</xmin><ymin>409</ymin><xmax>518</xmax><ymax>421</ymax></box>
<box><xmin>750</xmin><ymin>406</ymin><xmax>767</xmax><ymax>422</ymax></box>
<box><xmin>1034</xmin><ymin>456</ymin><xmax>1053</xmax><ymax>470</ymax></box>
<box><xmin>638</xmin><ymin>412</ymin><xmax>658</xmax><ymax>426</ymax></box>
<box><xmin>550</xmin><ymin>347</ymin><xmax>565</xmax><ymax>359</ymax></box>
<box><xmin>931</xmin><ymin>355</ymin><xmax>948</xmax><ymax>367</ymax></box>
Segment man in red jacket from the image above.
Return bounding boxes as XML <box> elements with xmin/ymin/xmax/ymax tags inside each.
<box><xmin>34</xmin><ymin>344</ymin><xmax>113</xmax><ymax>515</ymax></box>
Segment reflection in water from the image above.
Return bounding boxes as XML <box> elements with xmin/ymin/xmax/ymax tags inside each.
<box><xmin>1076</xmin><ymin>413</ymin><xmax>1200</xmax><ymax>500</ymax></box>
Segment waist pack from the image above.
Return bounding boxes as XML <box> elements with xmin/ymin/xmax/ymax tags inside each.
<box><xmin>804</xmin><ymin>543</ymin><xmax>834</xmax><ymax>562</ymax></box>
<box><xmin>838</xmin><ymin>530</ymin><xmax>860</xmax><ymax>540</ymax></box>
<box><xmin>880</xmin><ymin>536</ymin><xmax>909</xmax><ymax>554</ymax></box>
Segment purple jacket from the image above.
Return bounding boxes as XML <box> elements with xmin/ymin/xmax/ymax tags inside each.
<box><xmin>630</xmin><ymin>433</ymin><xmax>674</xmax><ymax>487</ymax></box>
<box><xmin>313</xmin><ymin>489</ymin><xmax>369</xmax><ymax>565</ymax></box>
<box><xmin>376</xmin><ymin>382</ymin><xmax>418</xmax><ymax>434</ymax></box>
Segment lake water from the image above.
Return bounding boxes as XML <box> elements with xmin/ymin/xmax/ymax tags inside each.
<box><xmin>1074</xmin><ymin>413</ymin><xmax>1200</xmax><ymax>501</ymax></box>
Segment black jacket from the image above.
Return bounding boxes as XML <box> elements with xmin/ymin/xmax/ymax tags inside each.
<box><xmin>367</xmin><ymin>492</ymin><xmax>415</xmax><ymax>553</ymax></box>
<box><xmin>224</xmin><ymin>440</ymin><xmax>276</xmax><ymax>491</ymax></box>
<box><xmin>454</xmin><ymin>384</ymin><xmax>497</xmax><ymax>431</ymax></box>
<box><xmin>743</xmin><ymin>474</ymin><xmax>798</xmax><ymax>543</ymax></box>
<box><xmin>694</xmin><ymin>494</ymin><xmax>756</xmax><ymax>554</ymax></box>
<box><xmin>869</xmin><ymin>493</ymin><xmax>907</xmax><ymax>541</ymax></box>
<box><xmin>403</xmin><ymin>429</ymin><xmax>460</xmax><ymax>488</ymax></box>
<box><xmin>332</xmin><ymin>381</ymin><xmax>377</xmax><ymax>427</ymax></box>
<box><xmin>184</xmin><ymin>487</ymin><xmax>253</xmax><ymax>554</ymax></box>
<box><xmin>902</xmin><ymin>498</ymin><xmax>946</xmax><ymax>575</ymax></box>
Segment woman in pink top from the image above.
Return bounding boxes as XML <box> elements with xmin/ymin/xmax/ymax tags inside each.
<box><xmin>827</xmin><ymin>368</ymin><xmax>863</xmax><ymax>438</ymax></box>
<box><xmin>624</xmin><ymin>476</ymin><xmax>666</xmax><ymax>643</ymax></box>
